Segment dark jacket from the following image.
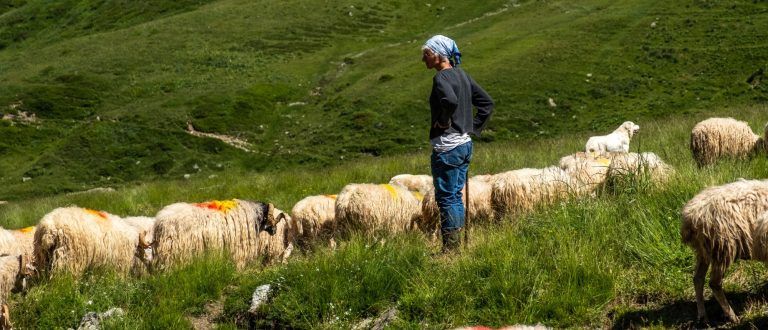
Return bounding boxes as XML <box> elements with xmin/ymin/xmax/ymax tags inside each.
<box><xmin>429</xmin><ymin>67</ymin><xmax>494</xmax><ymax>140</ymax></box>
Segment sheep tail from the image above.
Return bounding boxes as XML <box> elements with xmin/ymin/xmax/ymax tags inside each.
<box><xmin>680</xmin><ymin>218</ymin><xmax>697</xmax><ymax>246</ymax></box>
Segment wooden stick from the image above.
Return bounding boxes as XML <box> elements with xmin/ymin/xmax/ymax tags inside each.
<box><xmin>464</xmin><ymin>165</ymin><xmax>470</xmax><ymax>247</ymax></box>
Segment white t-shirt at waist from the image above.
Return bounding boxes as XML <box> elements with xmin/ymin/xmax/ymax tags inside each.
<box><xmin>430</xmin><ymin>133</ymin><xmax>471</xmax><ymax>153</ymax></box>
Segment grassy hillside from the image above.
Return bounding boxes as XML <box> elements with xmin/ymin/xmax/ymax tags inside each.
<box><xmin>2</xmin><ymin>105</ymin><xmax>767</xmax><ymax>329</ymax></box>
<box><xmin>1</xmin><ymin>0</ymin><xmax>767</xmax><ymax>200</ymax></box>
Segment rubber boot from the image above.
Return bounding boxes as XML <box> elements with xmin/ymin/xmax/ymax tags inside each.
<box><xmin>441</xmin><ymin>229</ymin><xmax>461</xmax><ymax>254</ymax></box>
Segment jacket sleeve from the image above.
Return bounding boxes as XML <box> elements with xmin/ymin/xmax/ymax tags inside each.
<box><xmin>434</xmin><ymin>75</ymin><xmax>458</xmax><ymax>126</ymax></box>
<box><xmin>469</xmin><ymin>76</ymin><xmax>494</xmax><ymax>136</ymax></box>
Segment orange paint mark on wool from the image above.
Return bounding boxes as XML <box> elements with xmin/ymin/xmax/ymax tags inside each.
<box><xmin>84</xmin><ymin>208</ymin><xmax>109</xmax><ymax>220</ymax></box>
<box><xmin>323</xmin><ymin>195</ymin><xmax>337</xmax><ymax>200</ymax></box>
<box><xmin>194</xmin><ymin>200</ymin><xmax>237</xmax><ymax>213</ymax></box>
<box><xmin>16</xmin><ymin>226</ymin><xmax>35</xmax><ymax>233</ymax></box>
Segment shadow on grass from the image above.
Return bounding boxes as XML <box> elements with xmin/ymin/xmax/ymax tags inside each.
<box><xmin>610</xmin><ymin>283</ymin><xmax>768</xmax><ymax>330</ymax></box>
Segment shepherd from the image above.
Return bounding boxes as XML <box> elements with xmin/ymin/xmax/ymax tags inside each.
<box><xmin>421</xmin><ymin>35</ymin><xmax>494</xmax><ymax>254</ymax></box>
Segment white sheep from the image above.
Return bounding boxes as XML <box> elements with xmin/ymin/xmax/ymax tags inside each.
<box><xmin>558</xmin><ymin>152</ymin><xmax>612</xmax><ymax>195</ymax></box>
<box><xmin>0</xmin><ymin>226</ymin><xmax>37</xmax><ymax>329</ymax></box>
<box><xmin>585</xmin><ymin>121</ymin><xmax>640</xmax><ymax>153</ymax></box>
<box><xmin>680</xmin><ymin>179</ymin><xmax>768</xmax><ymax>323</ymax></box>
<box><xmin>690</xmin><ymin>117</ymin><xmax>766</xmax><ymax>167</ymax></box>
<box><xmin>152</xmin><ymin>199</ymin><xmax>285</xmax><ymax>271</ymax></box>
<box><xmin>121</xmin><ymin>216</ymin><xmax>156</xmax><ymax>274</ymax></box>
<box><xmin>389</xmin><ymin>174</ymin><xmax>433</xmax><ymax>195</ymax></box>
<box><xmin>0</xmin><ymin>255</ymin><xmax>27</xmax><ymax>330</ymax></box>
<box><xmin>492</xmin><ymin>167</ymin><xmax>576</xmax><ymax>218</ymax></box>
<box><xmin>291</xmin><ymin>194</ymin><xmax>336</xmax><ymax>242</ymax></box>
<box><xmin>419</xmin><ymin>175</ymin><xmax>495</xmax><ymax>239</ymax></box>
<box><xmin>606</xmin><ymin>151</ymin><xmax>674</xmax><ymax>185</ymax></box>
<box><xmin>334</xmin><ymin>183</ymin><xmax>422</xmax><ymax>236</ymax></box>
<box><xmin>0</xmin><ymin>226</ymin><xmax>35</xmax><ymax>264</ymax></box>
<box><xmin>34</xmin><ymin>207</ymin><xmax>150</xmax><ymax>277</ymax></box>
<box><xmin>258</xmin><ymin>213</ymin><xmax>300</xmax><ymax>264</ymax></box>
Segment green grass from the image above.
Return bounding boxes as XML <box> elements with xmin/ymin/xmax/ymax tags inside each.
<box><xmin>2</xmin><ymin>0</ymin><xmax>768</xmax><ymax>328</ymax></box>
<box><xmin>3</xmin><ymin>105</ymin><xmax>768</xmax><ymax>329</ymax></box>
<box><xmin>1</xmin><ymin>0</ymin><xmax>768</xmax><ymax>199</ymax></box>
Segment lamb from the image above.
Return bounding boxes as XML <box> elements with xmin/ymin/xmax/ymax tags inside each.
<box><xmin>34</xmin><ymin>207</ymin><xmax>151</xmax><ymax>277</ymax></box>
<box><xmin>418</xmin><ymin>175</ymin><xmax>495</xmax><ymax>238</ymax></box>
<box><xmin>334</xmin><ymin>183</ymin><xmax>422</xmax><ymax>236</ymax></box>
<box><xmin>491</xmin><ymin>167</ymin><xmax>573</xmax><ymax>218</ymax></box>
<box><xmin>690</xmin><ymin>117</ymin><xmax>766</xmax><ymax>167</ymax></box>
<box><xmin>585</xmin><ymin>121</ymin><xmax>640</xmax><ymax>153</ymax></box>
<box><xmin>291</xmin><ymin>194</ymin><xmax>336</xmax><ymax>242</ymax></box>
<box><xmin>152</xmin><ymin>199</ymin><xmax>284</xmax><ymax>271</ymax></box>
<box><xmin>389</xmin><ymin>174</ymin><xmax>433</xmax><ymax>195</ymax></box>
<box><xmin>680</xmin><ymin>179</ymin><xmax>768</xmax><ymax>323</ymax></box>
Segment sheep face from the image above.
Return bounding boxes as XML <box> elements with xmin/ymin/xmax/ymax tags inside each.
<box><xmin>13</xmin><ymin>255</ymin><xmax>34</xmax><ymax>294</ymax></box>
<box><xmin>263</xmin><ymin>203</ymin><xmax>287</xmax><ymax>236</ymax></box>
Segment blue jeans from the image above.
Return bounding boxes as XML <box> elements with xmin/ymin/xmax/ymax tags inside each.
<box><xmin>430</xmin><ymin>141</ymin><xmax>472</xmax><ymax>233</ymax></box>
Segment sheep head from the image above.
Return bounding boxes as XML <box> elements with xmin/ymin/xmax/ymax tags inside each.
<box><xmin>136</xmin><ymin>231</ymin><xmax>156</xmax><ymax>266</ymax></box>
<box><xmin>14</xmin><ymin>254</ymin><xmax>36</xmax><ymax>293</ymax></box>
<box><xmin>263</xmin><ymin>203</ymin><xmax>286</xmax><ymax>236</ymax></box>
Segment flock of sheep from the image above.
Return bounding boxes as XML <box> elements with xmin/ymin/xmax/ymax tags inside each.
<box><xmin>0</xmin><ymin>117</ymin><xmax>766</xmax><ymax>327</ymax></box>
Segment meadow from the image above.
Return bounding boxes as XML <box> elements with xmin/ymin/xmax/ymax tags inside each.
<box><xmin>1</xmin><ymin>105</ymin><xmax>767</xmax><ymax>329</ymax></box>
<box><xmin>2</xmin><ymin>0</ymin><xmax>768</xmax><ymax>329</ymax></box>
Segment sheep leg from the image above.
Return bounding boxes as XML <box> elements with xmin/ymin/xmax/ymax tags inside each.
<box><xmin>709</xmin><ymin>263</ymin><xmax>739</xmax><ymax>323</ymax></box>
<box><xmin>694</xmin><ymin>255</ymin><xmax>709</xmax><ymax>323</ymax></box>
<box><xmin>0</xmin><ymin>304</ymin><xmax>11</xmax><ymax>330</ymax></box>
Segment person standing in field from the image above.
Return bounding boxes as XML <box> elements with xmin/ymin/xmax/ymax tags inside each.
<box><xmin>421</xmin><ymin>35</ymin><xmax>494</xmax><ymax>253</ymax></box>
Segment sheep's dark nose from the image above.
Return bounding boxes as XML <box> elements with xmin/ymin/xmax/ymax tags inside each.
<box><xmin>263</xmin><ymin>222</ymin><xmax>276</xmax><ymax>235</ymax></box>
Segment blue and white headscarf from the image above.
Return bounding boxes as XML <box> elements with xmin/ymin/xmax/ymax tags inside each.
<box><xmin>423</xmin><ymin>35</ymin><xmax>462</xmax><ymax>67</ymax></box>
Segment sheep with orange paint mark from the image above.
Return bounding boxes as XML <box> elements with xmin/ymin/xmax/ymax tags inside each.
<box><xmin>152</xmin><ymin>199</ymin><xmax>290</xmax><ymax>270</ymax></box>
<box><xmin>0</xmin><ymin>226</ymin><xmax>35</xmax><ymax>266</ymax></box>
<box><xmin>335</xmin><ymin>183</ymin><xmax>422</xmax><ymax>236</ymax></box>
<box><xmin>33</xmin><ymin>207</ymin><xmax>152</xmax><ymax>277</ymax></box>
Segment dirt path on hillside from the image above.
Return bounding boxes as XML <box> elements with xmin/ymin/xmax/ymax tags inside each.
<box><xmin>186</xmin><ymin>122</ymin><xmax>252</xmax><ymax>152</ymax></box>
